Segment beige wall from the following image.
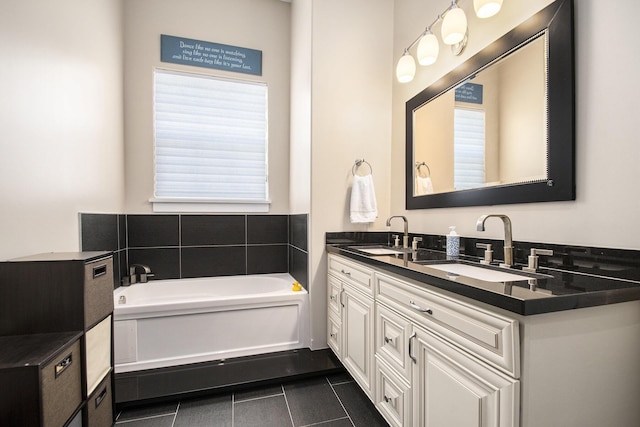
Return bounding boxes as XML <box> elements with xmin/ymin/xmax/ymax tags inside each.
<box><xmin>0</xmin><ymin>0</ymin><xmax>124</xmax><ymax>261</ymax></box>
<box><xmin>123</xmin><ymin>0</ymin><xmax>291</xmax><ymax>213</ymax></box>
<box><xmin>298</xmin><ymin>0</ymin><xmax>394</xmax><ymax>349</ymax></box>
<box><xmin>392</xmin><ymin>0</ymin><xmax>640</xmax><ymax>250</ymax></box>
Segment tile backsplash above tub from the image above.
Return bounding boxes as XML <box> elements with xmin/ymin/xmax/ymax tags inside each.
<box><xmin>80</xmin><ymin>213</ymin><xmax>308</xmax><ymax>289</ymax></box>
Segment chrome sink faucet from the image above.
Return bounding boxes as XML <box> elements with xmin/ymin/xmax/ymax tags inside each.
<box><xmin>386</xmin><ymin>215</ymin><xmax>409</xmax><ymax>249</ymax></box>
<box><xmin>476</xmin><ymin>214</ymin><xmax>514</xmax><ymax>268</ymax></box>
<box><xmin>129</xmin><ymin>264</ymin><xmax>154</xmax><ymax>284</ymax></box>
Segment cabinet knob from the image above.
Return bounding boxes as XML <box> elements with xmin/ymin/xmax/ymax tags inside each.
<box><xmin>384</xmin><ymin>336</ymin><xmax>394</xmax><ymax>345</ymax></box>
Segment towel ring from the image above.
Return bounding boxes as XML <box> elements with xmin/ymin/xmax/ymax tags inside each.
<box><xmin>416</xmin><ymin>161</ymin><xmax>431</xmax><ymax>177</ymax></box>
<box><xmin>352</xmin><ymin>159</ymin><xmax>373</xmax><ymax>176</ymax></box>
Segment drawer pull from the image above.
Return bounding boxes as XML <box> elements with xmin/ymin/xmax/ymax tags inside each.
<box><xmin>93</xmin><ymin>264</ymin><xmax>107</xmax><ymax>278</ymax></box>
<box><xmin>409</xmin><ymin>332</ymin><xmax>417</xmax><ymax>363</ymax></box>
<box><xmin>340</xmin><ymin>269</ymin><xmax>352</xmax><ymax>277</ymax></box>
<box><xmin>384</xmin><ymin>336</ymin><xmax>394</xmax><ymax>345</ymax></box>
<box><xmin>340</xmin><ymin>289</ymin><xmax>345</xmax><ymax>307</ymax></box>
<box><xmin>55</xmin><ymin>353</ymin><xmax>73</xmax><ymax>378</ymax></box>
<box><xmin>409</xmin><ymin>300</ymin><xmax>433</xmax><ymax>315</ymax></box>
<box><xmin>95</xmin><ymin>386</ymin><xmax>108</xmax><ymax>408</ymax></box>
<box><xmin>384</xmin><ymin>395</ymin><xmax>394</xmax><ymax>404</ymax></box>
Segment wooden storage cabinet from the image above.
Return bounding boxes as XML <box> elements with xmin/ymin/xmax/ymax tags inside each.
<box><xmin>0</xmin><ymin>333</ymin><xmax>83</xmax><ymax>427</ymax></box>
<box><xmin>0</xmin><ymin>252</ymin><xmax>115</xmax><ymax>427</ymax></box>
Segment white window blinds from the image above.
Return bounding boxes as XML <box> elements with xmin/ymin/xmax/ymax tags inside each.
<box><xmin>153</xmin><ymin>69</ymin><xmax>268</xmax><ymax>202</ymax></box>
<box><xmin>454</xmin><ymin>108</ymin><xmax>485</xmax><ymax>190</ymax></box>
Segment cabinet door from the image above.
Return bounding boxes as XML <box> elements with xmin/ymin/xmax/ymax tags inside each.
<box><xmin>342</xmin><ymin>285</ymin><xmax>375</xmax><ymax>399</ymax></box>
<box><xmin>411</xmin><ymin>326</ymin><xmax>519</xmax><ymax>427</ymax></box>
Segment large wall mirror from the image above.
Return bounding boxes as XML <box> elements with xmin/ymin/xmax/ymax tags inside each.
<box><xmin>406</xmin><ymin>0</ymin><xmax>574</xmax><ymax>209</ymax></box>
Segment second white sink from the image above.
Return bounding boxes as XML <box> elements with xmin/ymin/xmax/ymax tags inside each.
<box><xmin>356</xmin><ymin>247</ymin><xmax>404</xmax><ymax>255</ymax></box>
<box><xmin>427</xmin><ymin>263</ymin><xmax>532</xmax><ymax>282</ymax></box>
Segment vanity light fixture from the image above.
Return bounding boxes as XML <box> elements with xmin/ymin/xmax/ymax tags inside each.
<box><xmin>396</xmin><ymin>49</ymin><xmax>417</xmax><ymax>83</ymax></box>
<box><xmin>396</xmin><ymin>0</ymin><xmax>504</xmax><ymax>83</ymax></box>
<box><xmin>441</xmin><ymin>2</ymin><xmax>468</xmax><ymax>45</ymax></box>
<box><xmin>474</xmin><ymin>0</ymin><xmax>503</xmax><ymax>18</ymax></box>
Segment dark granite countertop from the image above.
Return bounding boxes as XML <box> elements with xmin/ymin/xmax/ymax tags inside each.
<box><xmin>326</xmin><ymin>243</ymin><xmax>640</xmax><ymax>316</ymax></box>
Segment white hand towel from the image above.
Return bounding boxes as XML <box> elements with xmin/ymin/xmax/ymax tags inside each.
<box><xmin>350</xmin><ymin>174</ymin><xmax>378</xmax><ymax>223</ymax></box>
<box><xmin>415</xmin><ymin>176</ymin><xmax>434</xmax><ymax>196</ymax></box>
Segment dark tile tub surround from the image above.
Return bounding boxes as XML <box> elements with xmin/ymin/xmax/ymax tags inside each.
<box><xmin>80</xmin><ymin>213</ymin><xmax>308</xmax><ymax>289</ymax></box>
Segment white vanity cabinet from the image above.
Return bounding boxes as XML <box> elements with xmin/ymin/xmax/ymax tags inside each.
<box><xmin>374</xmin><ymin>269</ymin><xmax>519</xmax><ymax>427</ymax></box>
<box><xmin>328</xmin><ymin>253</ymin><xmax>520</xmax><ymax>427</ymax></box>
<box><xmin>327</xmin><ymin>254</ymin><xmax>375</xmax><ymax>399</ymax></box>
<box><xmin>328</xmin><ymin>252</ymin><xmax>640</xmax><ymax>427</ymax></box>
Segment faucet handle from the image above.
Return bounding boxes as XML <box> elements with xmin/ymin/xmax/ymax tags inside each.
<box><xmin>476</xmin><ymin>243</ymin><xmax>493</xmax><ymax>265</ymax></box>
<box><xmin>412</xmin><ymin>236</ymin><xmax>423</xmax><ymax>251</ymax></box>
<box><xmin>523</xmin><ymin>248</ymin><xmax>554</xmax><ymax>272</ymax></box>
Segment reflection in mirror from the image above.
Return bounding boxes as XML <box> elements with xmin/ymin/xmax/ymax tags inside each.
<box><xmin>413</xmin><ymin>34</ymin><xmax>548</xmax><ymax>196</ymax></box>
<box><xmin>406</xmin><ymin>0</ymin><xmax>574</xmax><ymax>209</ymax></box>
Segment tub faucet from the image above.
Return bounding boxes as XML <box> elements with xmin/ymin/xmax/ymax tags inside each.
<box><xmin>129</xmin><ymin>264</ymin><xmax>154</xmax><ymax>284</ymax></box>
<box><xmin>476</xmin><ymin>214</ymin><xmax>514</xmax><ymax>268</ymax></box>
<box><xmin>386</xmin><ymin>215</ymin><xmax>409</xmax><ymax>249</ymax></box>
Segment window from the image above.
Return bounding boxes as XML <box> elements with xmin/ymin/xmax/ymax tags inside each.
<box><xmin>454</xmin><ymin>107</ymin><xmax>485</xmax><ymax>190</ymax></box>
<box><xmin>152</xmin><ymin>69</ymin><xmax>269</xmax><ymax>212</ymax></box>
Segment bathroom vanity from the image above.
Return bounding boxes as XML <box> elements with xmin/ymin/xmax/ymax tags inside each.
<box><xmin>326</xmin><ymin>245</ymin><xmax>640</xmax><ymax>427</ymax></box>
<box><xmin>0</xmin><ymin>252</ymin><xmax>115</xmax><ymax>427</ymax></box>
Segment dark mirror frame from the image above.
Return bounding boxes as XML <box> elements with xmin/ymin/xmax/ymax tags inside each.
<box><xmin>406</xmin><ymin>0</ymin><xmax>574</xmax><ymax>209</ymax></box>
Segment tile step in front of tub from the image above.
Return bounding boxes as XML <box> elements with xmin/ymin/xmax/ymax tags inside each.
<box><xmin>115</xmin><ymin>348</ymin><xmax>343</xmax><ymax>407</ymax></box>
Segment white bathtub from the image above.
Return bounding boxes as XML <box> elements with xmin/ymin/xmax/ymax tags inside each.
<box><xmin>113</xmin><ymin>273</ymin><xmax>309</xmax><ymax>373</ymax></box>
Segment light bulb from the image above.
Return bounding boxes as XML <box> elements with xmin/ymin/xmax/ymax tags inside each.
<box><xmin>396</xmin><ymin>52</ymin><xmax>416</xmax><ymax>83</ymax></box>
<box><xmin>474</xmin><ymin>0</ymin><xmax>503</xmax><ymax>18</ymax></box>
<box><xmin>441</xmin><ymin>6</ymin><xmax>467</xmax><ymax>45</ymax></box>
<box><xmin>417</xmin><ymin>32</ymin><xmax>439</xmax><ymax>66</ymax></box>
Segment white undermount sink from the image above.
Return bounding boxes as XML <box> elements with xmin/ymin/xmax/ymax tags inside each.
<box><xmin>427</xmin><ymin>263</ymin><xmax>533</xmax><ymax>282</ymax></box>
<box><xmin>355</xmin><ymin>247</ymin><xmax>404</xmax><ymax>255</ymax></box>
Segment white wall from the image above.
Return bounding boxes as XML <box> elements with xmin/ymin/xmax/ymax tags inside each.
<box><xmin>301</xmin><ymin>0</ymin><xmax>394</xmax><ymax>349</ymax></box>
<box><xmin>123</xmin><ymin>0</ymin><xmax>292</xmax><ymax>213</ymax></box>
<box><xmin>0</xmin><ymin>0</ymin><xmax>125</xmax><ymax>261</ymax></box>
<box><xmin>392</xmin><ymin>0</ymin><xmax>640</xmax><ymax>250</ymax></box>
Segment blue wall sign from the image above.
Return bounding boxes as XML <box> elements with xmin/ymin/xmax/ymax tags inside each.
<box><xmin>455</xmin><ymin>82</ymin><xmax>483</xmax><ymax>104</ymax></box>
<box><xmin>161</xmin><ymin>34</ymin><xmax>262</xmax><ymax>76</ymax></box>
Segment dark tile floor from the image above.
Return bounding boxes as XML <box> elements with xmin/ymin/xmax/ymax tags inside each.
<box><xmin>115</xmin><ymin>372</ymin><xmax>389</xmax><ymax>427</ymax></box>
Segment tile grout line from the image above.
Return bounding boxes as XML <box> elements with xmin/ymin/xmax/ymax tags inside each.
<box><xmin>326</xmin><ymin>377</ymin><xmax>356</xmax><ymax>427</ymax></box>
<box><xmin>234</xmin><ymin>392</ymin><xmax>285</xmax><ymax>404</ymax></box>
<box><xmin>232</xmin><ymin>391</ymin><xmax>235</xmax><ymax>427</ymax></box>
<box><xmin>300</xmin><ymin>416</ymin><xmax>352</xmax><ymax>427</ymax></box>
<box><xmin>281</xmin><ymin>383</ymin><xmax>296</xmax><ymax>427</ymax></box>
<box><xmin>170</xmin><ymin>402</ymin><xmax>180</xmax><ymax>427</ymax></box>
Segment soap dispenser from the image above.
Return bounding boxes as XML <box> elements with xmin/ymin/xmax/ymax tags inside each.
<box><xmin>446</xmin><ymin>226</ymin><xmax>460</xmax><ymax>259</ymax></box>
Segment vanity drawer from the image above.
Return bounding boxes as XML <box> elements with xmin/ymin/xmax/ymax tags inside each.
<box><xmin>84</xmin><ymin>257</ymin><xmax>114</xmax><ymax>330</ymax></box>
<box><xmin>328</xmin><ymin>254</ymin><xmax>373</xmax><ymax>295</ymax></box>
<box><xmin>327</xmin><ymin>311</ymin><xmax>341</xmax><ymax>357</ymax></box>
<box><xmin>375</xmin><ymin>272</ymin><xmax>520</xmax><ymax>377</ymax></box>
<box><xmin>375</xmin><ymin>357</ymin><xmax>411</xmax><ymax>427</ymax></box>
<box><xmin>375</xmin><ymin>303</ymin><xmax>412</xmax><ymax>382</ymax></box>
<box><xmin>87</xmin><ymin>372</ymin><xmax>113</xmax><ymax>427</ymax></box>
<box><xmin>41</xmin><ymin>339</ymin><xmax>82</xmax><ymax>427</ymax></box>
<box><xmin>328</xmin><ymin>274</ymin><xmax>342</xmax><ymax>317</ymax></box>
